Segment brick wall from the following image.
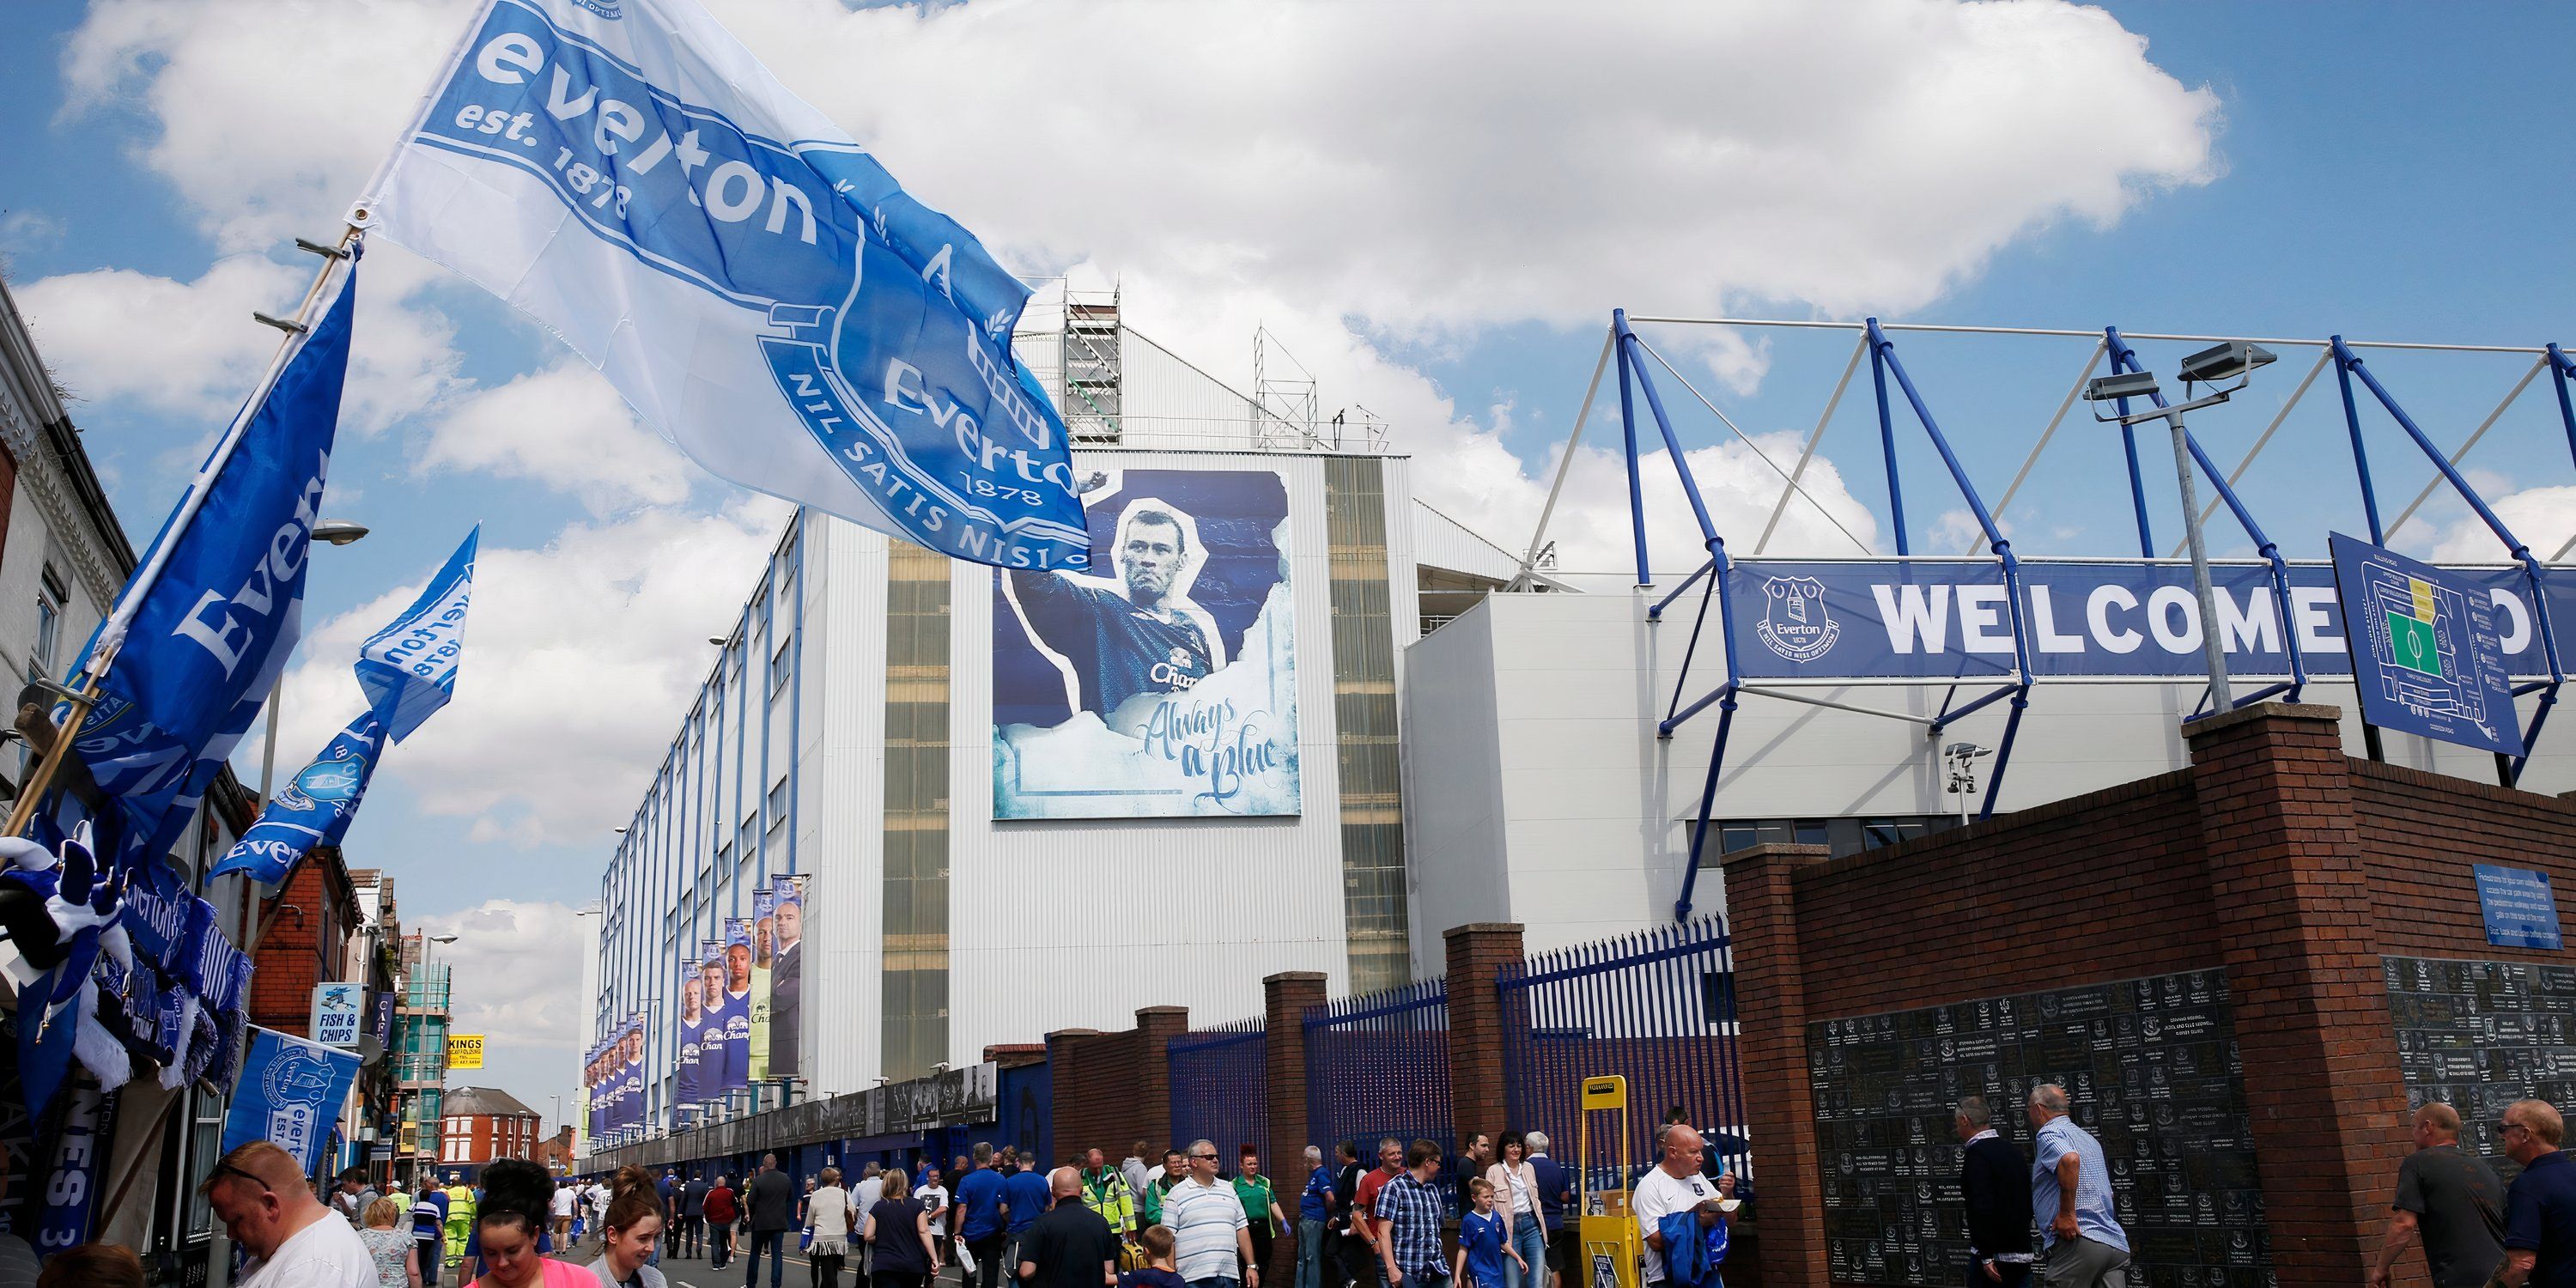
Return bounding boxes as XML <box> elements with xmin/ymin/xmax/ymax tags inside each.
<box><xmin>249</xmin><ymin>859</ymin><xmax>343</xmax><ymax>1036</ymax></box>
<box><xmin>1722</xmin><ymin>702</ymin><xmax>2576</xmax><ymax>1288</ymax></box>
<box><xmin>1048</xmin><ymin>1006</ymin><xmax>1189</xmax><ymax>1163</ymax></box>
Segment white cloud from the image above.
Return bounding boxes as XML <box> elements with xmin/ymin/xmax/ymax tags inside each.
<box><xmin>268</xmin><ymin>501</ymin><xmax>788</xmax><ymax>845</ymax></box>
<box><xmin>421</xmin><ymin>362</ymin><xmax>694</xmax><ymax>514</ymax></box>
<box><xmin>2430</xmin><ymin>484</ymin><xmax>2576</xmax><ymax>564</ymax></box>
<box><xmin>51</xmin><ymin>0</ymin><xmax>2218</xmax><ymax>568</ymax></box>
<box><xmin>416</xmin><ymin>898</ymin><xmax>586</xmax><ymax>1050</ymax></box>
<box><xmin>15</xmin><ymin>249</ymin><xmax>464</xmax><ymax>436</ymax></box>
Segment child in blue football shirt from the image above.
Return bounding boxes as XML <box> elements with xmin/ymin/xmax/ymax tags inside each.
<box><xmin>1455</xmin><ymin>1178</ymin><xmax>1524</xmax><ymax>1288</ymax></box>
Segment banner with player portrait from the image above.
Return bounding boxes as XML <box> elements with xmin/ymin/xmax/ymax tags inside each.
<box><xmin>992</xmin><ymin>467</ymin><xmax>1302</xmax><ymax>819</ymax></box>
<box><xmin>718</xmin><ymin>920</ymin><xmax>755</xmax><ymax>1097</ymax></box>
<box><xmin>677</xmin><ymin>956</ymin><xmax>706</xmax><ymax>1109</ymax></box>
<box><xmin>769</xmin><ymin>876</ymin><xmax>806</xmax><ymax>1080</ymax></box>
<box><xmin>749</xmin><ymin>886</ymin><xmax>776</xmax><ymax>1081</ymax></box>
<box><xmin>695</xmin><ymin>937</ymin><xmax>729</xmax><ymax>1113</ymax></box>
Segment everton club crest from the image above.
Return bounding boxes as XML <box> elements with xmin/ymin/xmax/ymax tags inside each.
<box><xmin>1755</xmin><ymin>575</ymin><xmax>1840</xmax><ymax>664</ymax></box>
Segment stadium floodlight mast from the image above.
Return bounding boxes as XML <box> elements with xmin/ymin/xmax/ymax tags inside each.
<box><xmin>2086</xmin><ymin>341</ymin><xmax>2279</xmax><ymax>714</ymax></box>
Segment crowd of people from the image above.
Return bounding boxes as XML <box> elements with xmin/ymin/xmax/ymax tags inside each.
<box><xmin>161</xmin><ymin>1090</ymin><xmax>2576</xmax><ymax>1288</ymax></box>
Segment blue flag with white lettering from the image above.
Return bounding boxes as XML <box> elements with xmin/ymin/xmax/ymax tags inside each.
<box><xmin>205</xmin><ymin>712</ymin><xmax>386</xmax><ymax>884</ymax></box>
<box><xmin>61</xmin><ymin>260</ymin><xmax>353</xmax><ymax>898</ymax></box>
<box><xmin>355</xmin><ymin>0</ymin><xmax>1092</xmax><ymax>572</ymax></box>
<box><xmin>222</xmin><ymin>1026</ymin><xmax>361</xmax><ymax>1174</ymax></box>
<box><xmin>355</xmin><ymin>526</ymin><xmax>477</xmax><ymax>742</ymax></box>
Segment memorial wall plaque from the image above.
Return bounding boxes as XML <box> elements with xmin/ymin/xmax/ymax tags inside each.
<box><xmin>2384</xmin><ymin>954</ymin><xmax>2576</xmax><ymax>1176</ymax></box>
<box><xmin>1807</xmin><ymin>968</ymin><xmax>2269</xmax><ymax>1288</ymax></box>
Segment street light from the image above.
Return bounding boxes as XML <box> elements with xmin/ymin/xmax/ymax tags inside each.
<box><xmin>2087</xmin><ymin>343</ymin><xmax>2277</xmax><ymax>714</ymax></box>
<box><xmin>257</xmin><ymin>518</ymin><xmax>370</xmax><ymax>804</ymax></box>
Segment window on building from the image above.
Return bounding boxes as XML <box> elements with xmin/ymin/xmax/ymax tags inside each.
<box><xmin>28</xmin><ymin>565</ymin><xmax>64</xmax><ymax>683</ymax></box>
<box><xmin>769</xmin><ymin>634</ymin><xmax>793</xmax><ymax>696</ymax></box>
<box><xmin>1701</xmin><ymin>815</ymin><xmax>1958</xmax><ymax>864</ymax></box>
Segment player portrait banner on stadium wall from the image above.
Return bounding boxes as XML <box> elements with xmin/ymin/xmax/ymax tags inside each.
<box><xmin>1719</xmin><ymin>557</ymin><xmax>2573</xmax><ymax>683</ymax></box>
<box><xmin>677</xmin><ymin>955</ymin><xmax>705</xmax><ymax>1109</ymax></box>
<box><xmin>769</xmin><ymin>876</ymin><xmax>806</xmax><ymax>1080</ymax></box>
<box><xmin>718</xmin><ymin>920</ymin><xmax>754</xmax><ymax>1096</ymax></box>
<box><xmin>993</xmin><ymin>467</ymin><xmax>1302</xmax><ymax>819</ymax></box>
<box><xmin>696</xmin><ymin>937</ymin><xmax>729</xmax><ymax>1113</ymax></box>
<box><xmin>749</xmin><ymin>885</ymin><xmax>776</xmax><ymax>1081</ymax></box>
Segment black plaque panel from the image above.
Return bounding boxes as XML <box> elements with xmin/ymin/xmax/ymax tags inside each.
<box><xmin>1806</xmin><ymin>969</ymin><xmax>2269</xmax><ymax>1288</ymax></box>
<box><xmin>2384</xmin><ymin>954</ymin><xmax>2576</xmax><ymax>1176</ymax></box>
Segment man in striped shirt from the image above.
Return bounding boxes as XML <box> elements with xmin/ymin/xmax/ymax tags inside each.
<box><xmin>1165</xmin><ymin>1139</ymin><xmax>1259</xmax><ymax>1288</ymax></box>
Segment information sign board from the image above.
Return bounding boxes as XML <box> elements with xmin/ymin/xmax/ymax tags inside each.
<box><xmin>2474</xmin><ymin>866</ymin><xmax>2563</xmax><ymax>950</ymax></box>
<box><xmin>310</xmin><ymin>983</ymin><xmax>364</xmax><ymax>1048</ymax></box>
<box><xmin>2329</xmin><ymin>533</ymin><xmax>2522</xmax><ymax>756</ymax></box>
<box><xmin>448</xmin><ymin>1034</ymin><xmax>485</xmax><ymax>1070</ymax></box>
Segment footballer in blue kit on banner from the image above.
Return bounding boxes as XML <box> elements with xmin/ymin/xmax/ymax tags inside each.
<box><xmin>992</xmin><ymin>468</ymin><xmax>1300</xmax><ymax>818</ymax></box>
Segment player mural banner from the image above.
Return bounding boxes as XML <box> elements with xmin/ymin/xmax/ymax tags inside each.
<box><xmin>748</xmin><ymin>886</ymin><xmax>776</xmax><ymax>1081</ymax></box>
<box><xmin>354</xmin><ymin>0</ymin><xmax>1091</xmax><ymax>571</ymax></box>
<box><xmin>769</xmin><ymin>876</ymin><xmax>805</xmax><ymax>1079</ymax></box>
<box><xmin>1721</xmin><ymin>557</ymin><xmax>2573</xmax><ymax>683</ymax></box>
<box><xmin>676</xmin><ymin>954</ymin><xmax>705</xmax><ymax>1109</ymax></box>
<box><xmin>992</xmin><ymin>468</ymin><xmax>1302</xmax><ymax>818</ymax></box>
<box><xmin>717</xmin><ymin>920</ymin><xmax>753</xmax><ymax>1097</ymax></box>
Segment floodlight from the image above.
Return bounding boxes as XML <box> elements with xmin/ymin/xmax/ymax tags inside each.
<box><xmin>2178</xmin><ymin>341</ymin><xmax>2277</xmax><ymax>384</ymax></box>
<box><xmin>2084</xmin><ymin>372</ymin><xmax>2160</xmax><ymax>403</ymax></box>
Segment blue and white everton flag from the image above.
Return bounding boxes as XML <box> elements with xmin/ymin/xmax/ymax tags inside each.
<box><xmin>356</xmin><ymin>526</ymin><xmax>477</xmax><ymax>742</ymax></box>
<box><xmin>352</xmin><ymin>0</ymin><xmax>1091</xmax><ymax>572</ymax></box>
<box><xmin>62</xmin><ymin>259</ymin><xmax>355</xmax><ymax>881</ymax></box>
<box><xmin>222</xmin><ymin>1026</ymin><xmax>361</xmax><ymax>1175</ymax></box>
<box><xmin>205</xmin><ymin>713</ymin><xmax>387</xmax><ymax>884</ymax></box>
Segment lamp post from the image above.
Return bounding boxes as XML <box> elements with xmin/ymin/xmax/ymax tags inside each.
<box><xmin>256</xmin><ymin>518</ymin><xmax>371</xmax><ymax>804</ymax></box>
<box><xmin>2086</xmin><ymin>342</ymin><xmax>2277</xmax><ymax>715</ymax></box>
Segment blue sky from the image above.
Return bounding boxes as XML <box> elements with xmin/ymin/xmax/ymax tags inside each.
<box><xmin>3</xmin><ymin>0</ymin><xmax>2572</xmax><ymax>1119</ymax></box>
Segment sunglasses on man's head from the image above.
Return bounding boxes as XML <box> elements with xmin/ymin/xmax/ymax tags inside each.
<box><xmin>210</xmin><ymin>1163</ymin><xmax>275</xmax><ymax>1195</ymax></box>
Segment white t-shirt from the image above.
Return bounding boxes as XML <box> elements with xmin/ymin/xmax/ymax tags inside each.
<box><xmin>916</xmin><ymin>1185</ymin><xmax>951</xmax><ymax>1235</ymax></box>
<box><xmin>587</xmin><ymin>1184</ymin><xmax>611</xmax><ymax>1218</ymax></box>
<box><xmin>1631</xmin><ymin>1167</ymin><xmax>1720</xmax><ymax>1285</ymax></box>
<box><xmin>552</xmin><ymin>1188</ymin><xmax>580</xmax><ymax>1218</ymax></box>
<box><xmin>240</xmin><ymin>1211</ymin><xmax>377</xmax><ymax>1288</ymax></box>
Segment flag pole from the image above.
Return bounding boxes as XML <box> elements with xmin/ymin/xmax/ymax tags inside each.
<box><xmin>3</xmin><ymin>225</ymin><xmax>361</xmax><ymax>841</ymax></box>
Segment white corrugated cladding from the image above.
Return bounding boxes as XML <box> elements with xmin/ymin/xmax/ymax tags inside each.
<box><xmin>799</xmin><ymin>516</ymin><xmax>891</xmax><ymax>1103</ymax></box>
<box><xmin>943</xmin><ymin>449</ymin><xmax>1386</xmax><ymax>1060</ymax></box>
<box><xmin>1411</xmin><ymin>499</ymin><xmax>1522</xmax><ymax>582</ymax></box>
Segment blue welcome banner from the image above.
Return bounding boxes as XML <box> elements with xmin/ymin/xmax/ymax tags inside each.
<box><xmin>207</xmin><ymin>712</ymin><xmax>387</xmax><ymax>884</ymax></box>
<box><xmin>1721</xmin><ymin>557</ymin><xmax>2573</xmax><ymax>683</ymax></box>
<box><xmin>356</xmin><ymin>526</ymin><xmax>477</xmax><ymax>742</ymax></box>
<box><xmin>356</xmin><ymin>0</ymin><xmax>1091</xmax><ymax>570</ymax></box>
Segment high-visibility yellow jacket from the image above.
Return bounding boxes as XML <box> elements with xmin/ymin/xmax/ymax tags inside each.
<box><xmin>1083</xmin><ymin>1169</ymin><xmax>1136</xmax><ymax>1235</ymax></box>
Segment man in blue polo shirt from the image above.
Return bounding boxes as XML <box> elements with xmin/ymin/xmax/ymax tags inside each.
<box><xmin>958</xmin><ymin>1143</ymin><xmax>1012</xmax><ymax>1288</ymax></box>
<box><xmin>2026</xmin><ymin>1084</ymin><xmax>2129</xmax><ymax>1288</ymax></box>
<box><xmin>2503</xmin><ymin>1098</ymin><xmax>2576</xmax><ymax>1288</ymax></box>
<box><xmin>1004</xmin><ymin>1148</ymin><xmax>1056</xmax><ymax>1272</ymax></box>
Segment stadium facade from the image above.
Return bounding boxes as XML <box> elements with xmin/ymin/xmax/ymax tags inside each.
<box><xmin>585</xmin><ymin>301</ymin><xmax>1524</xmax><ymax>1139</ymax></box>
<box><xmin>586</xmin><ymin>301</ymin><xmax>2576</xmax><ymax>1142</ymax></box>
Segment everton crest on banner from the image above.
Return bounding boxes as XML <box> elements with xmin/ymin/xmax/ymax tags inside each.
<box><xmin>352</xmin><ymin>0</ymin><xmax>1090</xmax><ymax>571</ymax></box>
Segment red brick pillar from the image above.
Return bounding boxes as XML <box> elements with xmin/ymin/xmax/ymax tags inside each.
<box><xmin>1444</xmin><ymin>923</ymin><xmax>1525</xmax><ymax>1151</ymax></box>
<box><xmin>1265</xmin><ymin>971</ymin><xmax>1328</xmax><ymax>1165</ymax></box>
<box><xmin>2183</xmin><ymin>702</ymin><xmax>2409</xmax><ymax>1287</ymax></box>
<box><xmin>1719</xmin><ymin>843</ymin><xmax>1832</xmax><ymax>1288</ymax></box>
<box><xmin>1137</xmin><ymin>1005</ymin><xmax>1190</xmax><ymax>1156</ymax></box>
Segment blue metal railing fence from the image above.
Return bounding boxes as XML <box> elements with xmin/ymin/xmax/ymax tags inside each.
<box><xmin>1497</xmin><ymin>917</ymin><xmax>1748</xmax><ymax>1184</ymax></box>
<box><xmin>1304</xmin><ymin>979</ymin><xmax>1455</xmax><ymax>1206</ymax></box>
<box><xmin>1170</xmin><ymin>1017</ymin><xmax>1270</xmax><ymax>1170</ymax></box>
